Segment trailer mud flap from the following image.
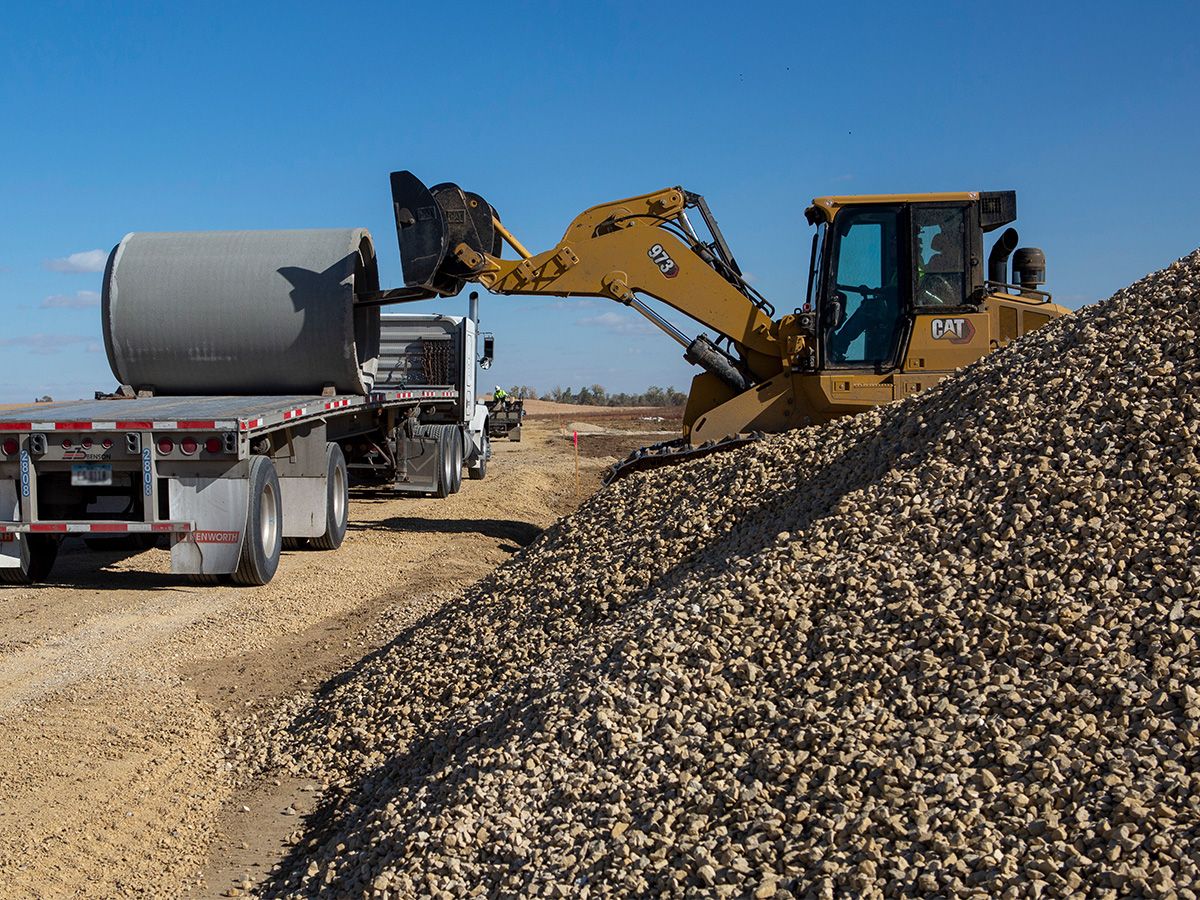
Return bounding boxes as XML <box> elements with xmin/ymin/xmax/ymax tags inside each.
<box><xmin>0</xmin><ymin>479</ymin><xmax>19</xmax><ymax>569</ymax></box>
<box><xmin>169</xmin><ymin>473</ymin><xmax>249</xmax><ymax>575</ymax></box>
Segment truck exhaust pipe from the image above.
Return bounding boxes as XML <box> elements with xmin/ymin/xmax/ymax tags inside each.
<box><xmin>987</xmin><ymin>227</ymin><xmax>1020</xmax><ymax>286</ymax></box>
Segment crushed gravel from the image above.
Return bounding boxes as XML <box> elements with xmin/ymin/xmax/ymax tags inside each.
<box><xmin>244</xmin><ymin>250</ymin><xmax>1200</xmax><ymax>898</ymax></box>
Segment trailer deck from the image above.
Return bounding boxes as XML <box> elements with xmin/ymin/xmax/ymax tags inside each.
<box><xmin>0</xmin><ymin>388</ymin><xmax>459</xmax><ymax>435</ymax></box>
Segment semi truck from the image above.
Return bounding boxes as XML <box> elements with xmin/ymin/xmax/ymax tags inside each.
<box><xmin>0</xmin><ymin>227</ymin><xmax>493</xmax><ymax>586</ymax></box>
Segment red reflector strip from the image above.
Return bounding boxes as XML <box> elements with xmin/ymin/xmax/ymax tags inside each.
<box><xmin>324</xmin><ymin>399</ymin><xmax>351</xmax><ymax>410</ymax></box>
<box><xmin>240</xmin><ymin>417</ymin><xmax>263</xmax><ymax>432</ymax></box>
<box><xmin>116</xmin><ymin>421</ymin><xmax>154</xmax><ymax>430</ymax></box>
<box><xmin>54</xmin><ymin>422</ymin><xmax>92</xmax><ymax>431</ymax></box>
<box><xmin>90</xmin><ymin>523</ymin><xmax>130</xmax><ymax>533</ymax></box>
<box><xmin>176</xmin><ymin>420</ymin><xmax>217</xmax><ymax>430</ymax></box>
<box><xmin>0</xmin><ymin>423</ymin><xmax>31</xmax><ymax>431</ymax></box>
<box><xmin>30</xmin><ymin>523</ymin><xmax>68</xmax><ymax>533</ymax></box>
<box><xmin>282</xmin><ymin>407</ymin><xmax>307</xmax><ymax>421</ymax></box>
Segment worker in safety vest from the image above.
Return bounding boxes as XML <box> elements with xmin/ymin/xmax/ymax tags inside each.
<box><xmin>493</xmin><ymin>386</ymin><xmax>508</xmax><ymax>408</ymax></box>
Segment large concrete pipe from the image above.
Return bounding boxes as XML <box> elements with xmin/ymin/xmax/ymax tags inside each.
<box><xmin>102</xmin><ymin>229</ymin><xmax>381</xmax><ymax>396</ymax></box>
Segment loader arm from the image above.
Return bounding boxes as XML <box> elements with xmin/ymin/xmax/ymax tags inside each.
<box><xmin>390</xmin><ymin>172</ymin><xmax>789</xmax><ymax>388</ymax></box>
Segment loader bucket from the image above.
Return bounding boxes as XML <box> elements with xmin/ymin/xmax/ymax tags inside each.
<box><xmin>390</xmin><ymin>171</ymin><xmax>501</xmax><ymax>296</ymax></box>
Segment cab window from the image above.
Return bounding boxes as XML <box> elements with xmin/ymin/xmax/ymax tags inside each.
<box><xmin>826</xmin><ymin>206</ymin><xmax>903</xmax><ymax>368</ymax></box>
<box><xmin>914</xmin><ymin>206</ymin><xmax>968</xmax><ymax>307</ymax></box>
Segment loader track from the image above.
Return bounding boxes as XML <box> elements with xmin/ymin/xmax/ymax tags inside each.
<box><xmin>603</xmin><ymin>432</ymin><xmax>765</xmax><ymax>485</ymax></box>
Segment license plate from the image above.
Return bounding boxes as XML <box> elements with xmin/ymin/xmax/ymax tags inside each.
<box><xmin>71</xmin><ymin>463</ymin><xmax>112</xmax><ymax>487</ymax></box>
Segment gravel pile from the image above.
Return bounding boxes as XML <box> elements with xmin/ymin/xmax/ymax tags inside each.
<box><xmin>249</xmin><ymin>251</ymin><xmax>1200</xmax><ymax>898</ymax></box>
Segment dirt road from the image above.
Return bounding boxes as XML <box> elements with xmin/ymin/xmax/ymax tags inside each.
<box><xmin>0</xmin><ymin>418</ymin><xmax>655</xmax><ymax>897</ymax></box>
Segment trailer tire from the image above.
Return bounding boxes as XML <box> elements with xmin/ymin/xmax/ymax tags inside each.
<box><xmin>282</xmin><ymin>537</ymin><xmax>309</xmax><ymax>550</ymax></box>
<box><xmin>232</xmin><ymin>456</ymin><xmax>282</xmax><ymax>586</ymax></box>
<box><xmin>310</xmin><ymin>442</ymin><xmax>349</xmax><ymax>551</ymax></box>
<box><xmin>187</xmin><ymin>574</ymin><xmax>224</xmax><ymax>585</ymax></box>
<box><xmin>0</xmin><ymin>535</ymin><xmax>59</xmax><ymax>585</ymax></box>
<box><xmin>468</xmin><ymin>434</ymin><xmax>489</xmax><ymax>480</ymax></box>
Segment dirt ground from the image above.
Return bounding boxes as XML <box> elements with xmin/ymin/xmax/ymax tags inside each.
<box><xmin>0</xmin><ymin>416</ymin><xmax>667</xmax><ymax>897</ymax></box>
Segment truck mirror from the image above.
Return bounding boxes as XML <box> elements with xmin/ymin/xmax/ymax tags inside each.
<box><xmin>480</xmin><ymin>335</ymin><xmax>495</xmax><ymax>369</ymax></box>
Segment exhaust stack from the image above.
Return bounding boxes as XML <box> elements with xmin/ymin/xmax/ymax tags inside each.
<box><xmin>988</xmin><ymin>227</ymin><xmax>1020</xmax><ymax>285</ymax></box>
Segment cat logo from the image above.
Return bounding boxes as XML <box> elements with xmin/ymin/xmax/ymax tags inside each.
<box><xmin>931</xmin><ymin>317</ymin><xmax>975</xmax><ymax>344</ymax></box>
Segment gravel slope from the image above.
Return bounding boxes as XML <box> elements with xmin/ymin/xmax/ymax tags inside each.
<box><xmin>251</xmin><ymin>251</ymin><xmax>1200</xmax><ymax>898</ymax></box>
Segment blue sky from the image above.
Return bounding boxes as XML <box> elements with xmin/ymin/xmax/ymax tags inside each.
<box><xmin>1</xmin><ymin>1</ymin><xmax>1197</xmax><ymax>402</ymax></box>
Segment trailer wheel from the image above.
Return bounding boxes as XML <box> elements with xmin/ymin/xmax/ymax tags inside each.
<box><xmin>310</xmin><ymin>442</ymin><xmax>349</xmax><ymax>551</ymax></box>
<box><xmin>468</xmin><ymin>434</ymin><xmax>489</xmax><ymax>480</ymax></box>
<box><xmin>0</xmin><ymin>535</ymin><xmax>59</xmax><ymax>585</ymax></box>
<box><xmin>232</xmin><ymin>456</ymin><xmax>282</xmax><ymax>586</ymax></box>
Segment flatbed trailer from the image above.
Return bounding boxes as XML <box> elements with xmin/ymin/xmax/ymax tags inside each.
<box><xmin>0</xmin><ymin>387</ymin><xmax>463</xmax><ymax>585</ymax></box>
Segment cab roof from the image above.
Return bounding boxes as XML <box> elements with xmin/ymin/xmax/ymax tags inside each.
<box><xmin>807</xmin><ymin>192</ymin><xmax>980</xmax><ymax>221</ymax></box>
<box><xmin>804</xmin><ymin>190</ymin><xmax>1017</xmax><ymax>231</ymax></box>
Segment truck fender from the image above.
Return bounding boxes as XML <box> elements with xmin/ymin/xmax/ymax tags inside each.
<box><xmin>466</xmin><ymin>404</ymin><xmax>489</xmax><ymax>462</ymax></box>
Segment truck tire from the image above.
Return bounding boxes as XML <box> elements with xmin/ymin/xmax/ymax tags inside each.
<box><xmin>310</xmin><ymin>442</ymin><xmax>349</xmax><ymax>551</ymax></box>
<box><xmin>442</xmin><ymin>425</ymin><xmax>464</xmax><ymax>494</ymax></box>
<box><xmin>0</xmin><ymin>534</ymin><xmax>59</xmax><ymax>585</ymax></box>
<box><xmin>232</xmin><ymin>456</ymin><xmax>283</xmax><ymax>586</ymax></box>
<box><xmin>468</xmin><ymin>434</ymin><xmax>489</xmax><ymax>480</ymax></box>
<box><xmin>432</xmin><ymin>427</ymin><xmax>452</xmax><ymax>499</ymax></box>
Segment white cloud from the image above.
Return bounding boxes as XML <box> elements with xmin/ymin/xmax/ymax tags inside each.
<box><xmin>577</xmin><ymin>310</ymin><xmax>657</xmax><ymax>336</ymax></box>
<box><xmin>41</xmin><ymin>290</ymin><xmax>101</xmax><ymax>309</ymax></box>
<box><xmin>43</xmin><ymin>249</ymin><xmax>107</xmax><ymax>273</ymax></box>
<box><xmin>0</xmin><ymin>334</ymin><xmax>95</xmax><ymax>354</ymax></box>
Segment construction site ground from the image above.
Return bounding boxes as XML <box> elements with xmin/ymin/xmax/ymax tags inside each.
<box><xmin>0</xmin><ymin>409</ymin><xmax>680</xmax><ymax>897</ymax></box>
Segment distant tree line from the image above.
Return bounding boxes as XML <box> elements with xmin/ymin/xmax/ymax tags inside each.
<box><xmin>500</xmin><ymin>384</ymin><xmax>687</xmax><ymax>406</ymax></box>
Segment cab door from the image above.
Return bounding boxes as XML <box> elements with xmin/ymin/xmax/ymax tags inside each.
<box><xmin>897</xmin><ymin>203</ymin><xmax>990</xmax><ymax>398</ymax></box>
<box><xmin>817</xmin><ymin>204</ymin><xmax>907</xmax><ymax>410</ymax></box>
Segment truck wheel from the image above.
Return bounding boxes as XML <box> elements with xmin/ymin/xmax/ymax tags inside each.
<box><xmin>232</xmin><ymin>456</ymin><xmax>282</xmax><ymax>586</ymax></box>
<box><xmin>310</xmin><ymin>443</ymin><xmax>349</xmax><ymax>551</ymax></box>
<box><xmin>468</xmin><ymin>434</ymin><xmax>489</xmax><ymax>480</ymax></box>
<box><xmin>0</xmin><ymin>535</ymin><xmax>59</xmax><ymax>585</ymax></box>
<box><xmin>442</xmin><ymin>425</ymin><xmax>464</xmax><ymax>494</ymax></box>
<box><xmin>434</xmin><ymin>428</ymin><xmax>453</xmax><ymax>499</ymax></box>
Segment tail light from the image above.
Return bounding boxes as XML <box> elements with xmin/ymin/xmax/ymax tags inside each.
<box><xmin>157</xmin><ymin>438</ymin><xmax>174</xmax><ymax>455</ymax></box>
<box><xmin>61</xmin><ymin>438</ymin><xmax>73</xmax><ymax>449</ymax></box>
<box><xmin>1</xmin><ymin>438</ymin><xmax>17</xmax><ymax>456</ymax></box>
<box><xmin>180</xmin><ymin>437</ymin><xmax>199</xmax><ymax>455</ymax></box>
<box><xmin>205</xmin><ymin>437</ymin><xmax>222</xmax><ymax>454</ymax></box>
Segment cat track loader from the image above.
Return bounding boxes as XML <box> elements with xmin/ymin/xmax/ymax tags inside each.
<box><xmin>385</xmin><ymin>171</ymin><xmax>1069</xmax><ymax>481</ymax></box>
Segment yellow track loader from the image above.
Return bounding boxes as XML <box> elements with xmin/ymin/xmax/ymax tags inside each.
<box><xmin>387</xmin><ymin>172</ymin><xmax>1069</xmax><ymax>479</ymax></box>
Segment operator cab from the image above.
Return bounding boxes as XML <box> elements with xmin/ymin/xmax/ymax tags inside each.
<box><xmin>803</xmin><ymin>191</ymin><xmax>1014</xmax><ymax>371</ymax></box>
